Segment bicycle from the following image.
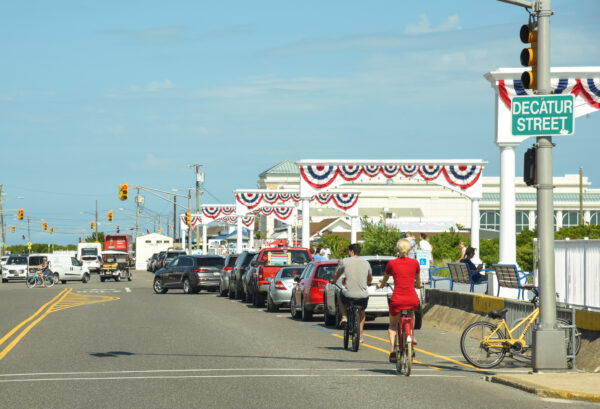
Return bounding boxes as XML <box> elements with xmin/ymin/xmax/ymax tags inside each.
<box><xmin>383</xmin><ymin>283</ymin><xmax>415</xmax><ymax>376</ymax></box>
<box><xmin>25</xmin><ymin>270</ymin><xmax>55</xmax><ymax>288</ymax></box>
<box><xmin>460</xmin><ymin>286</ymin><xmax>581</xmax><ymax>369</ymax></box>
<box><xmin>334</xmin><ymin>283</ymin><xmax>362</xmax><ymax>352</ymax></box>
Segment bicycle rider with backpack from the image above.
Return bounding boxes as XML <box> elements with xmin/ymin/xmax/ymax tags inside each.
<box><xmin>330</xmin><ymin>243</ymin><xmax>373</xmax><ymax>343</ymax></box>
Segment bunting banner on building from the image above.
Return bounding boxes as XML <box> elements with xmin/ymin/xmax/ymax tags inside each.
<box><xmin>201</xmin><ymin>205</ymin><xmax>236</xmax><ymax>220</ymax></box>
<box><xmin>235</xmin><ymin>192</ymin><xmax>262</xmax><ymax>209</ymax></box>
<box><xmin>300</xmin><ymin>163</ymin><xmax>483</xmax><ymax>190</ymax></box>
<box><xmin>251</xmin><ymin>206</ymin><xmax>294</xmax><ymax>221</ymax></box>
<box><xmin>498</xmin><ymin>78</ymin><xmax>600</xmax><ymax>110</ymax></box>
<box><xmin>313</xmin><ymin>192</ymin><xmax>360</xmax><ymax>211</ymax></box>
<box><xmin>217</xmin><ymin>215</ymin><xmax>255</xmax><ymax>227</ymax></box>
<box><xmin>236</xmin><ymin>191</ymin><xmax>301</xmax><ymax>209</ymax></box>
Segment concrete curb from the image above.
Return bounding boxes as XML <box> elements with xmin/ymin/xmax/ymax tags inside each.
<box><xmin>486</xmin><ymin>375</ymin><xmax>600</xmax><ymax>403</ymax></box>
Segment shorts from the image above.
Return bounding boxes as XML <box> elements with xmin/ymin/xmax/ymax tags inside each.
<box><xmin>340</xmin><ymin>292</ymin><xmax>369</xmax><ymax>310</ymax></box>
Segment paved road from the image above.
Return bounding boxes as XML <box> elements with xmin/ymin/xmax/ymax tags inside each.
<box><xmin>0</xmin><ymin>272</ymin><xmax>595</xmax><ymax>409</ymax></box>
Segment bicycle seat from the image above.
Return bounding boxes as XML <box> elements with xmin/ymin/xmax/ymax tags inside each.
<box><xmin>487</xmin><ymin>308</ymin><xmax>508</xmax><ymax>319</ymax></box>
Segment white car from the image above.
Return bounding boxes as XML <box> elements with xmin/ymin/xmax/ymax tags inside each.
<box><xmin>323</xmin><ymin>255</ymin><xmax>397</xmax><ymax>326</ymax></box>
<box><xmin>28</xmin><ymin>254</ymin><xmax>90</xmax><ymax>284</ymax></box>
<box><xmin>2</xmin><ymin>255</ymin><xmax>29</xmax><ymax>282</ymax></box>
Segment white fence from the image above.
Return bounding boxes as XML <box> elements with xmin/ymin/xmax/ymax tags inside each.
<box><xmin>554</xmin><ymin>239</ymin><xmax>600</xmax><ymax>309</ymax></box>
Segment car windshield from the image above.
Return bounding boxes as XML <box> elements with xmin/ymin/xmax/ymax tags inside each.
<box><xmin>279</xmin><ymin>267</ymin><xmax>304</xmax><ymax>278</ymax></box>
<box><xmin>104</xmin><ymin>255</ymin><xmax>126</xmax><ymax>263</ymax></box>
<box><xmin>81</xmin><ymin>248</ymin><xmax>98</xmax><ymax>256</ymax></box>
<box><xmin>196</xmin><ymin>257</ymin><xmax>224</xmax><ymax>267</ymax></box>
<box><xmin>166</xmin><ymin>251</ymin><xmax>185</xmax><ymax>258</ymax></box>
<box><xmin>82</xmin><ymin>256</ymin><xmax>97</xmax><ymax>261</ymax></box>
<box><xmin>315</xmin><ymin>265</ymin><xmax>337</xmax><ymax>280</ymax></box>
<box><xmin>28</xmin><ymin>256</ymin><xmax>46</xmax><ymax>265</ymax></box>
<box><xmin>368</xmin><ymin>260</ymin><xmax>390</xmax><ymax>277</ymax></box>
<box><xmin>261</xmin><ymin>250</ymin><xmax>310</xmax><ymax>265</ymax></box>
<box><xmin>8</xmin><ymin>257</ymin><xmax>27</xmax><ymax>265</ymax></box>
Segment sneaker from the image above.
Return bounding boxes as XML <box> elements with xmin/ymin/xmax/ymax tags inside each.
<box><xmin>339</xmin><ymin>318</ymin><xmax>347</xmax><ymax>329</ymax></box>
<box><xmin>389</xmin><ymin>352</ymin><xmax>397</xmax><ymax>363</ymax></box>
<box><xmin>360</xmin><ymin>336</ymin><xmax>364</xmax><ymax>343</ymax></box>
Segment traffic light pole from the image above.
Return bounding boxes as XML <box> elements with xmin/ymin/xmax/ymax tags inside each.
<box><xmin>0</xmin><ymin>185</ymin><xmax>5</xmax><ymax>255</ymax></box>
<box><xmin>135</xmin><ymin>188</ymin><xmax>140</xmax><ymax>240</ymax></box>
<box><xmin>95</xmin><ymin>200</ymin><xmax>98</xmax><ymax>243</ymax></box>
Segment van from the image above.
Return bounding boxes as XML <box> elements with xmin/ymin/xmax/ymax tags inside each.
<box><xmin>77</xmin><ymin>243</ymin><xmax>102</xmax><ymax>273</ymax></box>
<box><xmin>28</xmin><ymin>253</ymin><xmax>90</xmax><ymax>284</ymax></box>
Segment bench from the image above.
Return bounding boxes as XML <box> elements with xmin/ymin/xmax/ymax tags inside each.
<box><xmin>447</xmin><ymin>262</ymin><xmax>493</xmax><ymax>292</ymax></box>
<box><xmin>491</xmin><ymin>264</ymin><xmax>533</xmax><ymax>300</ymax></box>
<box><xmin>428</xmin><ymin>266</ymin><xmax>452</xmax><ymax>289</ymax></box>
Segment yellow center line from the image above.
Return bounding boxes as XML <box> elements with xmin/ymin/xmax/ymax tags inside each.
<box><xmin>330</xmin><ymin>334</ymin><xmax>439</xmax><ymax>370</ymax></box>
<box><xmin>0</xmin><ymin>288</ymin><xmax>72</xmax><ymax>361</ymax></box>
<box><xmin>0</xmin><ymin>288</ymin><xmax>68</xmax><ymax>349</ymax></box>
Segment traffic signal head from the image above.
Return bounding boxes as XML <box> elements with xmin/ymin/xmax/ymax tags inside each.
<box><xmin>50</xmin><ymin>227</ymin><xmax>54</xmax><ymax>234</ymax></box>
<box><xmin>42</xmin><ymin>222</ymin><xmax>48</xmax><ymax>230</ymax></box>
<box><xmin>17</xmin><ymin>209</ymin><xmax>24</xmax><ymax>220</ymax></box>
<box><xmin>108</xmin><ymin>211</ymin><xmax>113</xmax><ymax>222</ymax></box>
<box><xmin>91</xmin><ymin>221</ymin><xmax>95</xmax><ymax>229</ymax></box>
<box><xmin>524</xmin><ymin>146</ymin><xmax>536</xmax><ymax>186</ymax></box>
<box><xmin>520</xmin><ymin>22</ymin><xmax>537</xmax><ymax>90</ymax></box>
<box><xmin>10</xmin><ymin>226</ymin><xmax>15</xmax><ymax>233</ymax></box>
<box><xmin>119</xmin><ymin>184</ymin><xmax>129</xmax><ymax>201</ymax></box>
<box><xmin>186</xmin><ymin>211</ymin><xmax>192</xmax><ymax>225</ymax></box>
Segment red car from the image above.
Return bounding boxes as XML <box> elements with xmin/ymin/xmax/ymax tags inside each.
<box><xmin>290</xmin><ymin>260</ymin><xmax>338</xmax><ymax>321</ymax></box>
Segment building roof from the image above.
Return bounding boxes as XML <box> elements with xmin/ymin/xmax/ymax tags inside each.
<box><xmin>259</xmin><ymin>160</ymin><xmax>299</xmax><ymax>178</ymax></box>
<box><xmin>482</xmin><ymin>192</ymin><xmax>600</xmax><ymax>203</ymax></box>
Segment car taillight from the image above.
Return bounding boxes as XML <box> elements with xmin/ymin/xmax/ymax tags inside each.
<box><xmin>342</xmin><ymin>277</ymin><xmax>346</xmax><ymax>286</ymax></box>
<box><xmin>225</xmin><ymin>266</ymin><xmax>233</xmax><ymax>271</ymax></box>
<box><xmin>311</xmin><ymin>279</ymin><xmax>326</xmax><ymax>288</ymax></box>
<box><xmin>195</xmin><ymin>268</ymin><xmax>209</xmax><ymax>272</ymax></box>
<box><xmin>258</xmin><ymin>266</ymin><xmax>264</xmax><ymax>280</ymax></box>
<box><xmin>274</xmin><ymin>281</ymin><xmax>286</xmax><ymax>290</ymax></box>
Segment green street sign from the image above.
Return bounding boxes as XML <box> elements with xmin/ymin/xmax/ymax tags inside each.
<box><xmin>511</xmin><ymin>94</ymin><xmax>574</xmax><ymax>137</ymax></box>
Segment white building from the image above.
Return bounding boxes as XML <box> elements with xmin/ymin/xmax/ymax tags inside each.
<box><xmin>135</xmin><ymin>233</ymin><xmax>174</xmax><ymax>270</ymax></box>
<box><xmin>256</xmin><ymin>160</ymin><xmax>600</xmax><ymax>240</ymax></box>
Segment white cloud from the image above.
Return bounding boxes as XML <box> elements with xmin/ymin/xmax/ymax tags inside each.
<box><xmin>404</xmin><ymin>14</ymin><xmax>462</xmax><ymax>35</ymax></box>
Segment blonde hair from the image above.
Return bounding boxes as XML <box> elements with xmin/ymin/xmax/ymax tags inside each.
<box><xmin>396</xmin><ymin>239</ymin><xmax>411</xmax><ymax>257</ymax></box>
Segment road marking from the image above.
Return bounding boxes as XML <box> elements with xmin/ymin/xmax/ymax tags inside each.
<box><xmin>0</xmin><ymin>288</ymin><xmax>68</xmax><ymax>349</ymax></box>
<box><xmin>76</xmin><ymin>289</ymin><xmax>121</xmax><ymax>294</ymax></box>
<box><xmin>124</xmin><ymin>287</ymin><xmax>131</xmax><ymax>293</ymax></box>
<box><xmin>0</xmin><ymin>289</ymin><xmax>72</xmax><ymax>361</ymax></box>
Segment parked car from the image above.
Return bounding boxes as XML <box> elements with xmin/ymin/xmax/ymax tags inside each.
<box><xmin>28</xmin><ymin>253</ymin><xmax>90</xmax><ymax>284</ymax></box>
<box><xmin>154</xmin><ymin>251</ymin><xmax>167</xmax><ymax>271</ymax></box>
<box><xmin>242</xmin><ymin>254</ymin><xmax>260</xmax><ymax>304</ymax></box>
<box><xmin>0</xmin><ymin>255</ymin><xmax>9</xmax><ymax>270</ymax></box>
<box><xmin>162</xmin><ymin>249</ymin><xmax>186</xmax><ymax>269</ymax></box>
<box><xmin>229</xmin><ymin>251</ymin><xmax>257</xmax><ymax>300</ymax></box>
<box><xmin>147</xmin><ymin>253</ymin><xmax>159</xmax><ymax>272</ymax></box>
<box><xmin>323</xmin><ymin>255</ymin><xmax>396</xmax><ymax>327</ymax></box>
<box><xmin>218</xmin><ymin>253</ymin><xmax>239</xmax><ymax>296</ymax></box>
<box><xmin>247</xmin><ymin>247</ymin><xmax>312</xmax><ymax>307</ymax></box>
<box><xmin>290</xmin><ymin>260</ymin><xmax>337</xmax><ymax>321</ymax></box>
<box><xmin>2</xmin><ymin>255</ymin><xmax>29</xmax><ymax>282</ymax></box>
<box><xmin>266</xmin><ymin>265</ymin><xmax>305</xmax><ymax>312</ymax></box>
<box><xmin>153</xmin><ymin>255</ymin><xmax>225</xmax><ymax>294</ymax></box>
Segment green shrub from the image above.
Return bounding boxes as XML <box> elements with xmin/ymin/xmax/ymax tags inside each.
<box><xmin>320</xmin><ymin>234</ymin><xmax>350</xmax><ymax>260</ymax></box>
<box><xmin>360</xmin><ymin>217</ymin><xmax>402</xmax><ymax>256</ymax></box>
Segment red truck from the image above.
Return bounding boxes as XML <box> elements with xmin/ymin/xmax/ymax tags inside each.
<box><xmin>247</xmin><ymin>246</ymin><xmax>312</xmax><ymax>307</ymax></box>
<box><xmin>104</xmin><ymin>234</ymin><xmax>134</xmax><ymax>266</ymax></box>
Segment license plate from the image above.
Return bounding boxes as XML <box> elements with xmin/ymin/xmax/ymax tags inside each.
<box><xmin>213</xmin><ymin>272</ymin><xmax>220</xmax><ymax>276</ymax></box>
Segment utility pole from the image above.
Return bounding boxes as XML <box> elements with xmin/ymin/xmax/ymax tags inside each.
<box><xmin>0</xmin><ymin>185</ymin><xmax>5</xmax><ymax>255</ymax></box>
<box><xmin>189</xmin><ymin>164</ymin><xmax>204</xmax><ymax>251</ymax></box>
<box><xmin>579</xmin><ymin>167</ymin><xmax>584</xmax><ymax>224</ymax></box>
<box><xmin>173</xmin><ymin>196</ymin><xmax>177</xmax><ymax>242</ymax></box>
<box><xmin>135</xmin><ymin>188</ymin><xmax>140</xmax><ymax>240</ymax></box>
<box><xmin>95</xmin><ymin>200</ymin><xmax>98</xmax><ymax>242</ymax></box>
<box><xmin>187</xmin><ymin>190</ymin><xmax>192</xmax><ymax>253</ymax></box>
<box><xmin>27</xmin><ymin>216</ymin><xmax>31</xmax><ymax>243</ymax></box>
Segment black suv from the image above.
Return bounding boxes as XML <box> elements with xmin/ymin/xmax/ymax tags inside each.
<box><xmin>229</xmin><ymin>251</ymin><xmax>257</xmax><ymax>300</ymax></box>
<box><xmin>153</xmin><ymin>255</ymin><xmax>225</xmax><ymax>294</ymax></box>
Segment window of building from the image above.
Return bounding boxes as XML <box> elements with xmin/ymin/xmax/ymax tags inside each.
<box><xmin>480</xmin><ymin>210</ymin><xmax>500</xmax><ymax>231</ymax></box>
<box><xmin>590</xmin><ymin>211</ymin><xmax>600</xmax><ymax>225</ymax></box>
<box><xmin>516</xmin><ymin>211</ymin><xmax>531</xmax><ymax>233</ymax></box>
<box><xmin>562</xmin><ymin>211</ymin><xmax>580</xmax><ymax>227</ymax></box>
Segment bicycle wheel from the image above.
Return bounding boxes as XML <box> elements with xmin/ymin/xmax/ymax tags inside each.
<box><xmin>25</xmin><ymin>275</ymin><xmax>36</xmax><ymax>288</ymax></box>
<box><xmin>403</xmin><ymin>340</ymin><xmax>412</xmax><ymax>376</ymax></box>
<box><xmin>351</xmin><ymin>308</ymin><xmax>360</xmax><ymax>352</ymax></box>
<box><xmin>395</xmin><ymin>325</ymin><xmax>402</xmax><ymax>373</ymax></box>
<box><xmin>460</xmin><ymin>321</ymin><xmax>507</xmax><ymax>368</ymax></box>
<box><xmin>557</xmin><ymin>319</ymin><xmax>582</xmax><ymax>358</ymax></box>
<box><xmin>343</xmin><ymin>311</ymin><xmax>350</xmax><ymax>350</ymax></box>
<box><xmin>45</xmin><ymin>275</ymin><xmax>55</xmax><ymax>288</ymax></box>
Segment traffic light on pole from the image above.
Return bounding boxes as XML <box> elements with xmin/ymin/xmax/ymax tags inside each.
<box><xmin>119</xmin><ymin>184</ymin><xmax>129</xmax><ymax>201</ymax></box>
<box><xmin>17</xmin><ymin>209</ymin><xmax>24</xmax><ymax>220</ymax></box>
<box><xmin>10</xmin><ymin>226</ymin><xmax>15</xmax><ymax>233</ymax></box>
<box><xmin>108</xmin><ymin>211</ymin><xmax>113</xmax><ymax>222</ymax></box>
<box><xmin>524</xmin><ymin>146</ymin><xmax>536</xmax><ymax>186</ymax></box>
<box><xmin>91</xmin><ymin>221</ymin><xmax>95</xmax><ymax>229</ymax></box>
<box><xmin>186</xmin><ymin>211</ymin><xmax>192</xmax><ymax>226</ymax></box>
<box><xmin>50</xmin><ymin>227</ymin><xmax>54</xmax><ymax>234</ymax></box>
<box><xmin>42</xmin><ymin>222</ymin><xmax>48</xmax><ymax>230</ymax></box>
<box><xmin>520</xmin><ymin>20</ymin><xmax>537</xmax><ymax>90</ymax></box>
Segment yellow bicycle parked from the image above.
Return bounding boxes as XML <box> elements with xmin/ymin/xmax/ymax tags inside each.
<box><xmin>460</xmin><ymin>286</ymin><xmax>580</xmax><ymax>369</ymax></box>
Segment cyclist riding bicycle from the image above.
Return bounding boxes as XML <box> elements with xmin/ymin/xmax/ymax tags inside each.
<box><xmin>377</xmin><ymin>239</ymin><xmax>423</xmax><ymax>362</ymax></box>
<box><xmin>330</xmin><ymin>243</ymin><xmax>373</xmax><ymax>343</ymax></box>
<box><xmin>35</xmin><ymin>257</ymin><xmax>50</xmax><ymax>287</ymax></box>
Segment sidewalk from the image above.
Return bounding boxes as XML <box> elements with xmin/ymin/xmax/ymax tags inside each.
<box><xmin>487</xmin><ymin>372</ymin><xmax>600</xmax><ymax>402</ymax></box>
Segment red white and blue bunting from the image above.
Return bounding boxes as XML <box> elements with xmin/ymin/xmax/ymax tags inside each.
<box><xmin>236</xmin><ymin>192</ymin><xmax>301</xmax><ymax>208</ymax></box>
<box><xmin>179</xmin><ymin>215</ymin><xmax>202</xmax><ymax>227</ymax></box>
<box><xmin>235</xmin><ymin>192</ymin><xmax>262</xmax><ymax>209</ymax></box>
<box><xmin>300</xmin><ymin>164</ymin><xmax>482</xmax><ymax>190</ymax></box>
<box><xmin>201</xmin><ymin>206</ymin><xmax>236</xmax><ymax>220</ymax></box>
<box><xmin>498</xmin><ymin>78</ymin><xmax>600</xmax><ymax>110</ymax></box>
<box><xmin>313</xmin><ymin>192</ymin><xmax>360</xmax><ymax>211</ymax></box>
<box><xmin>252</xmin><ymin>206</ymin><xmax>294</xmax><ymax>221</ymax></box>
<box><xmin>217</xmin><ymin>216</ymin><xmax>255</xmax><ymax>227</ymax></box>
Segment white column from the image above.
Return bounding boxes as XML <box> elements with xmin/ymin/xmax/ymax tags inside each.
<box><xmin>528</xmin><ymin>210</ymin><xmax>536</xmax><ymax>231</ymax></box>
<box><xmin>236</xmin><ymin>218</ymin><xmax>243</xmax><ymax>251</ymax></box>
<box><xmin>350</xmin><ymin>216</ymin><xmax>358</xmax><ymax>243</ymax></box>
<box><xmin>249</xmin><ymin>225</ymin><xmax>255</xmax><ymax>250</ymax></box>
<box><xmin>302</xmin><ymin>198</ymin><xmax>310</xmax><ymax>248</ymax></box>
<box><xmin>202</xmin><ymin>224</ymin><xmax>207</xmax><ymax>254</ymax></box>
<box><xmin>556</xmin><ymin>210</ymin><xmax>563</xmax><ymax>231</ymax></box>
<box><xmin>498</xmin><ymin>143</ymin><xmax>518</xmax><ymax>264</ymax></box>
<box><xmin>287</xmin><ymin>225</ymin><xmax>292</xmax><ymax>246</ymax></box>
<box><xmin>584</xmin><ymin>210</ymin><xmax>591</xmax><ymax>225</ymax></box>
<box><xmin>471</xmin><ymin>199</ymin><xmax>480</xmax><ymax>262</ymax></box>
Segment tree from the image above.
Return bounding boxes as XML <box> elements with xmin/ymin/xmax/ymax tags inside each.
<box><xmin>320</xmin><ymin>234</ymin><xmax>350</xmax><ymax>260</ymax></box>
<box><xmin>360</xmin><ymin>217</ymin><xmax>403</xmax><ymax>256</ymax></box>
<box><xmin>429</xmin><ymin>230</ymin><xmax>467</xmax><ymax>266</ymax></box>
<box><xmin>85</xmin><ymin>232</ymin><xmax>105</xmax><ymax>244</ymax></box>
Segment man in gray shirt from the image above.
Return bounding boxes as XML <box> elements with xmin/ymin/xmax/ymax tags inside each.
<box><xmin>331</xmin><ymin>243</ymin><xmax>373</xmax><ymax>341</ymax></box>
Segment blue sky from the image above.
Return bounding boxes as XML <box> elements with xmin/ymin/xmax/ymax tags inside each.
<box><xmin>1</xmin><ymin>0</ymin><xmax>599</xmax><ymax>245</ymax></box>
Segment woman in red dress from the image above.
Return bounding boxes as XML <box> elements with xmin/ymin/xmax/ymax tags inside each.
<box><xmin>377</xmin><ymin>239</ymin><xmax>423</xmax><ymax>362</ymax></box>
